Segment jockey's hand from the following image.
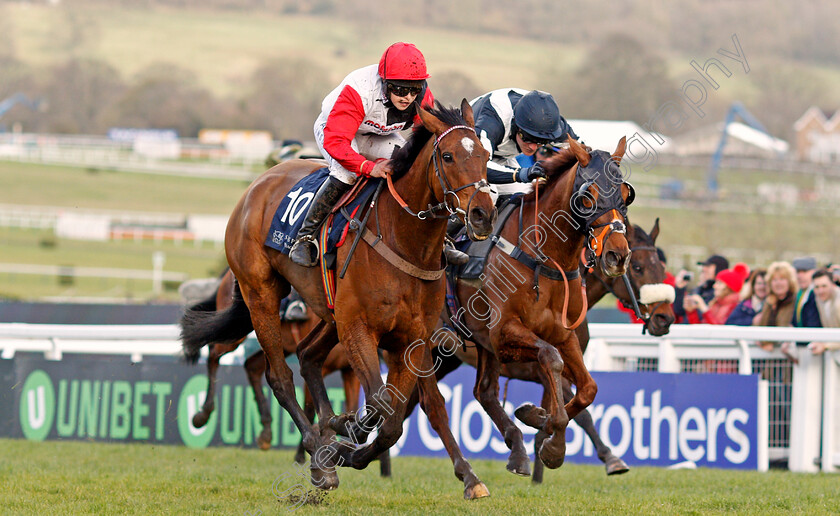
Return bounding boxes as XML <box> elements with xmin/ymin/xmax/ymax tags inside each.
<box><xmin>518</xmin><ymin>161</ymin><xmax>547</xmax><ymax>182</ymax></box>
<box><xmin>370</xmin><ymin>160</ymin><xmax>393</xmax><ymax>179</ymax></box>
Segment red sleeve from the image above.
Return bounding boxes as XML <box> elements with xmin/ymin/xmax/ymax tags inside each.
<box><xmin>413</xmin><ymin>88</ymin><xmax>436</xmax><ymax>128</ymax></box>
<box><xmin>686</xmin><ymin>309</ymin><xmax>701</xmax><ymax>324</ymax></box>
<box><xmin>322</xmin><ymin>85</ymin><xmax>375</xmax><ymax>177</ymax></box>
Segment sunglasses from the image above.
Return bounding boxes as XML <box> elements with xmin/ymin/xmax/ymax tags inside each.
<box><xmin>387</xmin><ymin>83</ymin><xmax>423</xmax><ymax>98</ymax></box>
<box><xmin>519</xmin><ymin>131</ymin><xmax>550</xmax><ymax>145</ymax></box>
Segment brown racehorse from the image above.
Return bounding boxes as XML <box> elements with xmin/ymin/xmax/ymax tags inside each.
<box><xmin>446</xmin><ymin>138</ymin><xmax>633</xmax><ymax>475</ymax></box>
<box><xmin>184</xmin><ymin>101</ymin><xmax>495</xmax><ymax>499</ymax></box>
<box><xmin>181</xmin><ymin>269</ymin><xmax>391</xmax><ymax>477</ymax></box>
<box><xmin>403</xmin><ymin>218</ymin><xmax>676</xmax><ymax>480</ymax></box>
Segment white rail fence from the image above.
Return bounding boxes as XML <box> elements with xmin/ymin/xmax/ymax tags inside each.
<box><xmin>1</xmin><ymin>322</ymin><xmax>837</xmax><ymax>474</ymax></box>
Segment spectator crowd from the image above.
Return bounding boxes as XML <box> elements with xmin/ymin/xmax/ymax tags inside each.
<box><xmin>630</xmin><ymin>250</ymin><xmax>840</xmax><ymax>358</ymax></box>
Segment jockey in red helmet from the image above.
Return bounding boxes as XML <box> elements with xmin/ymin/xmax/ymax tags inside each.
<box><xmin>290</xmin><ymin>43</ymin><xmax>461</xmax><ymax>267</ymax></box>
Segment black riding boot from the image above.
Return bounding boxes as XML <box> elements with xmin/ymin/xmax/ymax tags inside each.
<box><xmin>443</xmin><ymin>217</ymin><xmax>469</xmax><ymax>266</ymax></box>
<box><xmin>288</xmin><ymin>175</ymin><xmax>352</xmax><ymax>267</ymax></box>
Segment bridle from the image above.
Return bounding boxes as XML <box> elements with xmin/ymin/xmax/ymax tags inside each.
<box><xmin>590</xmin><ymin>244</ymin><xmax>669</xmax><ymax>335</ymax></box>
<box><xmin>386</xmin><ymin>124</ymin><xmax>491</xmax><ymax>239</ymax></box>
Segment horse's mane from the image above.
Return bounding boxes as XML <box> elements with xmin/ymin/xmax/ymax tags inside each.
<box><xmin>390</xmin><ymin>101</ymin><xmax>468</xmax><ymax>179</ymax></box>
<box><xmin>521</xmin><ymin>146</ymin><xmax>579</xmax><ymax>202</ymax></box>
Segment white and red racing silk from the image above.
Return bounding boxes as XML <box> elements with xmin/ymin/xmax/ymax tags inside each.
<box><xmin>317</xmin><ymin>64</ymin><xmax>434</xmax><ymax>177</ymax></box>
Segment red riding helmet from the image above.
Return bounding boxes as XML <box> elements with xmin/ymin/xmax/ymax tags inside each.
<box><xmin>377</xmin><ymin>42</ymin><xmax>430</xmax><ymax>82</ymax></box>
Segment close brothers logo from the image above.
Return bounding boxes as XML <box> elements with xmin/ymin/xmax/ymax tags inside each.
<box><xmin>19</xmin><ymin>369</ymin><xmax>56</xmax><ymax>441</ymax></box>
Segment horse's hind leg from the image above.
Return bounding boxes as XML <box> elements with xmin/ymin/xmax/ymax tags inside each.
<box><xmin>474</xmin><ymin>345</ymin><xmax>530</xmax><ymax>476</ymax></box>
<box><xmin>414</xmin><ymin>344</ymin><xmax>489</xmax><ymax>500</ymax></box>
<box><xmin>194</xmin><ymin>341</ymin><xmax>239</xmax><ymax>428</ymax></box>
<box><xmin>244</xmin><ymin>350</ymin><xmax>273</xmax><ymax>451</ymax></box>
<box><xmin>296</xmin><ymin>322</ymin><xmax>345</xmax><ymax>438</ymax></box>
<box><xmin>562</xmin><ymin>379</ymin><xmax>629</xmax><ymax>475</ymax></box>
<box><xmin>241</xmin><ymin>281</ymin><xmax>339</xmax><ymax>490</ymax></box>
<box><xmin>295</xmin><ymin>385</ymin><xmax>316</xmax><ymax>465</ymax></box>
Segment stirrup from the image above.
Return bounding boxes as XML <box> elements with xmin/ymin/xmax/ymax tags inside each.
<box><xmin>283</xmin><ymin>300</ymin><xmax>308</xmax><ymax>321</ymax></box>
<box><xmin>289</xmin><ymin>235</ymin><xmax>320</xmax><ymax>267</ymax></box>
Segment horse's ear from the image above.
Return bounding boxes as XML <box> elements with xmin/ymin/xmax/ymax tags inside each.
<box><xmin>418</xmin><ymin>104</ymin><xmax>445</xmax><ymax>134</ymax></box>
<box><xmin>612</xmin><ymin>136</ymin><xmax>627</xmax><ymax>163</ymax></box>
<box><xmin>650</xmin><ymin>217</ymin><xmax>660</xmax><ymax>244</ymax></box>
<box><xmin>568</xmin><ymin>138</ymin><xmax>591</xmax><ymax>167</ymax></box>
<box><xmin>460</xmin><ymin>98</ymin><xmax>475</xmax><ymax>128</ymax></box>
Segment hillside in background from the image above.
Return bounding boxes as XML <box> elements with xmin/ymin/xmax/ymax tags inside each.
<box><xmin>1</xmin><ymin>0</ymin><xmax>839</xmax><ymax>142</ymax></box>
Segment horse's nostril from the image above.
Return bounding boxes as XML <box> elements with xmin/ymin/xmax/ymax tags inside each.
<box><xmin>605</xmin><ymin>251</ymin><xmax>619</xmax><ymax>268</ymax></box>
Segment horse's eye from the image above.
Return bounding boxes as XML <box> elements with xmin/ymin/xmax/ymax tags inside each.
<box><xmin>442</xmin><ymin>152</ymin><xmax>454</xmax><ymax>163</ymax></box>
<box><xmin>632</xmin><ymin>264</ymin><xmax>642</xmax><ymax>273</ymax></box>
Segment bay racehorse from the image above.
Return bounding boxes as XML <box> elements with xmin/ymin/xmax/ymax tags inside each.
<box><xmin>180</xmin><ymin>268</ymin><xmax>391</xmax><ymax>476</ymax></box>
<box><xmin>403</xmin><ymin>217</ymin><xmax>676</xmax><ymax>480</ymax></box>
<box><xmin>442</xmin><ymin>138</ymin><xmax>633</xmax><ymax>475</ymax></box>
<box><xmin>183</xmin><ymin>101</ymin><xmax>495</xmax><ymax>499</ymax></box>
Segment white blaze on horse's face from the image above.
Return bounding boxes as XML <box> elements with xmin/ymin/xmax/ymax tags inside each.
<box><xmin>461</xmin><ymin>137</ymin><xmax>474</xmax><ymax>155</ymax></box>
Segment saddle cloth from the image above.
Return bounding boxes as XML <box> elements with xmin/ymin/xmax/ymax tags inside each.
<box><xmin>264</xmin><ymin>167</ymin><xmax>380</xmax><ymax>256</ymax></box>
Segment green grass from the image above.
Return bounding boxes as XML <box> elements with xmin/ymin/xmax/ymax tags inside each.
<box><xmin>0</xmin><ymin>226</ymin><xmax>225</xmax><ymax>301</ymax></box>
<box><xmin>1</xmin><ymin>439</ymin><xmax>837</xmax><ymax>515</ymax></box>
<box><xmin>0</xmin><ymin>161</ymin><xmax>246</xmax><ymax>215</ymax></box>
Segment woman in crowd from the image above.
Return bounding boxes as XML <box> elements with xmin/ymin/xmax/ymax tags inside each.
<box><xmin>754</xmin><ymin>261</ymin><xmax>799</xmax><ymax>351</ymax></box>
<box><xmin>684</xmin><ymin>263</ymin><xmax>749</xmax><ymax>324</ymax></box>
<box><xmin>726</xmin><ymin>268</ymin><xmax>767</xmax><ymax>326</ymax></box>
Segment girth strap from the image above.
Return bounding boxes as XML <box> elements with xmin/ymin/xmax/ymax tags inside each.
<box><xmin>361</xmin><ymin>229</ymin><xmax>445</xmax><ymax>281</ymax></box>
<box><xmin>491</xmin><ymin>235</ymin><xmax>580</xmax><ymax>282</ymax></box>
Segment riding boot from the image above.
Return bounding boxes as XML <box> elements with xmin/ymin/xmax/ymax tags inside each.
<box><xmin>289</xmin><ymin>174</ymin><xmax>352</xmax><ymax>267</ymax></box>
<box><xmin>282</xmin><ymin>288</ymin><xmax>308</xmax><ymax>321</ymax></box>
<box><xmin>443</xmin><ymin>217</ymin><xmax>469</xmax><ymax>266</ymax></box>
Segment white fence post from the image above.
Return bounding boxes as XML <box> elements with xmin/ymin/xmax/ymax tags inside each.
<box><xmin>823</xmin><ymin>351</ymin><xmax>840</xmax><ymax>473</ymax></box>
<box><xmin>658</xmin><ymin>339</ymin><xmax>680</xmax><ymax>373</ymax></box>
<box><xmin>788</xmin><ymin>348</ymin><xmax>823</xmax><ymax>472</ymax></box>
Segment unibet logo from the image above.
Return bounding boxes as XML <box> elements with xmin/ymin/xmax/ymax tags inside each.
<box><xmin>20</xmin><ymin>370</ymin><xmax>55</xmax><ymax>441</ymax></box>
<box><xmin>177</xmin><ymin>374</ymin><xmax>217</xmax><ymax>448</ymax></box>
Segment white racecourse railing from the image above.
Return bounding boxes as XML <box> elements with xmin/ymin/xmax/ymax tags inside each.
<box><xmin>0</xmin><ymin>322</ymin><xmax>837</xmax><ymax>474</ymax></box>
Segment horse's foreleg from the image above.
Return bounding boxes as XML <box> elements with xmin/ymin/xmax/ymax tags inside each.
<box><xmin>415</xmin><ymin>344</ymin><xmax>490</xmax><ymax>500</ymax></box>
<box><xmin>557</xmin><ymin>331</ymin><xmax>597</xmax><ymax>421</ymax></box>
<box><xmin>323</xmin><ymin>320</ymin><xmax>386</xmax><ymax>447</ymax></box>
<box><xmin>194</xmin><ymin>342</ymin><xmax>239</xmax><ymax>428</ymax></box>
<box><xmin>474</xmin><ymin>345</ymin><xmax>530</xmax><ymax>477</ymax></box>
<box><xmin>340</xmin><ymin>367</ymin><xmax>392</xmax><ymax>477</ymax></box>
<box><xmin>244</xmin><ymin>350</ymin><xmax>273</xmax><ymax>450</ymax></box>
<box><xmin>496</xmin><ymin>320</ymin><xmax>569</xmax><ymax>470</ymax></box>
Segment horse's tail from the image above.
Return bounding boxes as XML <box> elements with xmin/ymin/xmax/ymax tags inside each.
<box><xmin>180</xmin><ymin>278</ymin><xmax>253</xmax><ymax>364</ymax></box>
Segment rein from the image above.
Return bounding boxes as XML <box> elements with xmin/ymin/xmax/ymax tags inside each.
<box><xmin>530</xmin><ymin>176</ymin><xmax>588</xmax><ymax>331</ymax></box>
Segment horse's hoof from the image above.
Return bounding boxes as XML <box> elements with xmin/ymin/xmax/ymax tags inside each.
<box><xmin>506</xmin><ymin>454</ymin><xmax>531</xmax><ymax>477</ymax></box>
<box><xmin>605</xmin><ymin>456</ymin><xmax>630</xmax><ymax>475</ymax></box>
<box><xmin>514</xmin><ymin>403</ymin><xmax>548</xmax><ymax>430</ymax></box>
<box><xmin>464</xmin><ymin>481</ymin><xmax>490</xmax><ymax>500</ymax></box>
<box><xmin>257</xmin><ymin>430</ymin><xmax>272</xmax><ymax>451</ymax></box>
<box><xmin>538</xmin><ymin>436</ymin><xmax>566</xmax><ymax>470</ymax></box>
<box><xmin>310</xmin><ymin>467</ymin><xmax>339</xmax><ymax>491</ymax></box>
<box><xmin>192</xmin><ymin>412</ymin><xmax>209</xmax><ymax>428</ymax></box>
